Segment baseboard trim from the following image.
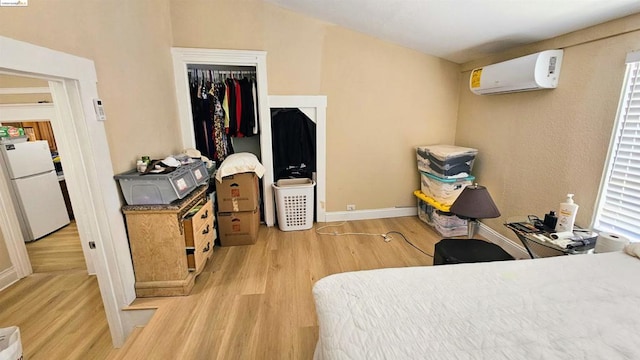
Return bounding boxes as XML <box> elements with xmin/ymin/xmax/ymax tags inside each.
<box><xmin>0</xmin><ymin>266</ymin><xmax>19</xmax><ymax>292</ymax></box>
<box><xmin>478</xmin><ymin>223</ymin><xmax>529</xmax><ymax>259</ymax></box>
<box><xmin>324</xmin><ymin>207</ymin><xmax>417</xmax><ymax>222</ymax></box>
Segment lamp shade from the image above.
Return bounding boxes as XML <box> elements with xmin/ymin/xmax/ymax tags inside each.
<box><xmin>449</xmin><ymin>184</ymin><xmax>501</xmax><ymax>219</ymax></box>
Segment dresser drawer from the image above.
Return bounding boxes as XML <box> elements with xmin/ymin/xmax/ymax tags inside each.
<box><xmin>187</xmin><ymin>230</ymin><xmax>212</xmax><ymax>273</ymax></box>
<box><xmin>184</xmin><ymin>199</ymin><xmax>213</xmax><ymax>247</ymax></box>
<box><xmin>185</xmin><ymin>199</ymin><xmax>215</xmax><ymax>273</ymax></box>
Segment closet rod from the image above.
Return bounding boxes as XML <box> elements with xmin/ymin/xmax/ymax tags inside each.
<box><xmin>187</xmin><ymin>64</ymin><xmax>256</xmax><ymax>72</ymax></box>
<box><xmin>188</xmin><ymin>69</ymin><xmax>256</xmax><ymax>83</ymax></box>
<box><xmin>188</xmin><ymin>69</ymin><xmax>256</xmax><ymax>74</ymax></box>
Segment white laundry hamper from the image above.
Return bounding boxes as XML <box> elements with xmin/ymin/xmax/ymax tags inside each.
<box><xmin>0</xmin><ymin>326</ymin><xmax>22</xmax><ymax>360</ymax></box>
<box><xmin>273</xmin><ymin>178</ymin><xmax>316</xmax><ymax>231</ymax></box>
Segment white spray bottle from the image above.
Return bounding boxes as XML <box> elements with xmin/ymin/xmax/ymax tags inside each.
<box><xmin>555</xmin><ymin>193</ymin><xmax>579</xmax><ymax>232</ymax></box>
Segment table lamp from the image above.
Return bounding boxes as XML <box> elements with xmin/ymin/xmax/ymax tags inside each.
<box><xmin>449</xmin><ymin>183</ymin><xmax>501</xmax><ymax>238</ymax></box>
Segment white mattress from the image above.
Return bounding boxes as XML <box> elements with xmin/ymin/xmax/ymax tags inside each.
<box><xmin>312</xmin><ymin>252</ymin><xmax>640</xmax><ymax>360</ymax></box>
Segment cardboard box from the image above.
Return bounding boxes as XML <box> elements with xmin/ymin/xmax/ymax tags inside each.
<box><xmin>217</xmin><ymin>207</ymin><xmax>260</xmax><ymax>246</ymax></box>
<box><xmin>216</xmin><ymin>172</ymin><xmax>259</xmax><ymax>212</ymax></box>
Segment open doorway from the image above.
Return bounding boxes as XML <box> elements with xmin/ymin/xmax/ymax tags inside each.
<box><xmin>0</xmin><ymin>35</ymin><xmax>138</xmax><ymax>347</ymax></box>
<box><xmin>268</xmin><ymin>96</ymin><xmax>327</xmax><ymax>222</ymax></box>
<box><xmin>0</xmin><ymin>80</ymin><xmax>87</xmax><ymax>274</ymax></box>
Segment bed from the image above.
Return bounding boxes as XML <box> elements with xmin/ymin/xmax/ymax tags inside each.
<box><xmin>312</xmin><ymin>247</ymin><xmax>640</xmax><ymax>359</ymax></box>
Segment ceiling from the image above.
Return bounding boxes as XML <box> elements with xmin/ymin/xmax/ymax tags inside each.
<box><xmin>264</xmin><ymin>0</ymin><xmax>640</xmax><ymax>64</ymax></box>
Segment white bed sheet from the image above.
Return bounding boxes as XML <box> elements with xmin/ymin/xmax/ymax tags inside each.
<box><xmin>312</xmin><ymin>252</ymin><xmax>640</xmax><ymax>360</ymax></box>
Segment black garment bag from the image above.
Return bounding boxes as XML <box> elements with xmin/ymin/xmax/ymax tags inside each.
<box><xmin>271</xmin><ymin>108</ymin><xmax>316</xmax><ymax>181</ymax></box>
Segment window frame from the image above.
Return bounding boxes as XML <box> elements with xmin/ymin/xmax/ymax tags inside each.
<box><xmin>592</xmin><ymin>52</ymin><xmax>640</xmax><ymax>242</ymax></box>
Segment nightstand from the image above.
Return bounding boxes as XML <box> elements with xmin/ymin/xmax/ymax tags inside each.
<box><xmin>505</xmin><ymin>222</ymin><xmax>596</xmax><ymax>258</ymax></box>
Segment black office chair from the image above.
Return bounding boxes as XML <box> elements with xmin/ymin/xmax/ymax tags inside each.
<box><xmin>433</xmin><ymin>238</ymin><xmax>515</xmax><ymax>265</ymax></box>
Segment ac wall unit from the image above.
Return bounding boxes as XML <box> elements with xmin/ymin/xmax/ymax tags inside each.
<box><xmin>469</xmin><ymin>50</ymin><xmax>563</xmax><ymax>95</ymax></box>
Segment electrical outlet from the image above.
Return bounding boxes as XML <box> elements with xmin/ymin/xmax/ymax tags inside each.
<box><xmin>346</xmin><ymin>204</ymin><xmax>356</xmax><ymax>211</ymax></box>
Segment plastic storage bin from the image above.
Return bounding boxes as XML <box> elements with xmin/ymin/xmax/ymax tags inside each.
<box><xmin>414</xmin><ymin>190</ymin><xmax>467</xmax><ymax>237</ymax></box>
<box><xmin>420</xmin><ymin>171</ymin><xmax>475</xmax><ymax>206</ymax></box>
<box><xmin>115</xmin><ymin>166</ymin><xmax>197</xmax><ymax>205</ymax></box>
<box><xmin>416</xmin><ymin>144</ymin><xmax>478</xmax><ymax>178</ymax></box>
<box><xmin>185</xmin><ymin>160</ymin><xmax>210</xmax><ymax>186</ymax></box>
<box><xmin>273</xmin><ymin>178</ymin><xmax>316</xmax><ymax>231</ymax></box>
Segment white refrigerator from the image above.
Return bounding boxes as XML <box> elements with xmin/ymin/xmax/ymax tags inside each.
<box><xmin>0</xmin><ymin>140</ymin><xmax>70</xmax><ymax>242</ymax></box>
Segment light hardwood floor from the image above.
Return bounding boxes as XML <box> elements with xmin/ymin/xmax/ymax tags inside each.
<box><xmin>108</xmin><ymin>216</ymin><xmax>441</xmax><ymax>360</ymax></box>
<box><xmin>24</xmin><ymin>221</ymin><xmax>87</xmax><ymax>273</ymax></box>
<box><xmin>0</xmin><ymin>217</ymin><xmax>443</xmax><ymax>359</ymax></box>
<box><xmin>0</xmin><ymin>221</ymin><xmax>113</xmax><ymax>359</ymax></box>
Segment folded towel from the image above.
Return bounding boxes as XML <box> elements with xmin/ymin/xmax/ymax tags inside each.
<box><xmin>624</xmin><ymin>243</ymin><xmax>640</xmax><ymax>259</ymax></box>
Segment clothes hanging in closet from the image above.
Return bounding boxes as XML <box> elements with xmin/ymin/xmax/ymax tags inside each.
<box><xmin>189</xmin><ymin>71</ymin><xmax>232</xmax><ymax>163</ymax></box>
<box><xmin>224</xmin><ymin>77</ymin><xmax>259</xmax><ymax>138</ymax></box>
<box><xmin>271</xmin><ymin>108</ymin><xmax>316</xmax><ymax>180</ymax></box>
<box><xmin>188</xmin><ymin>69</ymin><xmax>259</xmax><ymax>163</ymax></box>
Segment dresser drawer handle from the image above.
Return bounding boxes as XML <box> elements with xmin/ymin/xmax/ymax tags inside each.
<box><xmin>200</xmin><ymin>209</ymin><xmax>209</xmax><ymax>219</ymax></box>
<box><xmin>202</xmin><ymin>242</ymin><xmax>211</xmax><ymax>253</ymax></box>
<box><xmin>202</xmin><ymin>224</ymin><xmax>210</xmax><ymax>235</ymax></box>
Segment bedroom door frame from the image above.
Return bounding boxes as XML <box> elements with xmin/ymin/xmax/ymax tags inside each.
<box><xmin>171</xmin><ymin>48</ymin><xmax>276</xmax><ymax>226</ymax></box>
<box><xmin>0</xmin><ymin>35</ymin><xmax>136</xmax><ymax>347</ymax></box>
<box><xmin>0</xmin><ymin>102</ymin><xmax>95</xmax><ymax>273</ymax></box>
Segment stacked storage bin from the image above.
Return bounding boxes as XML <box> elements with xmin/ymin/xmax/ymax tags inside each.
<box><xmin>414</xmin><ymin>144</ymin><xmax>478</xmax><ymax>237</ymax></box>
<box><xmin>114</xmin><ymin>159</ymin><xmax>209</xmax><ymax>205</ymax></box>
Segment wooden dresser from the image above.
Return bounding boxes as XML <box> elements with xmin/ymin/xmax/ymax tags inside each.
<box><xmin>122</xmin><ymin>185</ymin><xmax>215</xmax><ymax>297</ymax></box>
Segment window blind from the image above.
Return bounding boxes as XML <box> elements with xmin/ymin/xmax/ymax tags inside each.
<box><xmin>593</xmin><ymin>59</ymin><xmax>640</xmax><ymax>242</ymax></box>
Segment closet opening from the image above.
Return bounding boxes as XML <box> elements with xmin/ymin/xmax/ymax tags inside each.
<box><xmin>171</xmin><ymin>48</ymin><xmax>275</xmax><ymax>226</ymax></box>
<box><xmin>270</xmin><ymin>107</ymin><xmax>317</xmax><ymax>222</ymax></box>
<box><xmin>172</xmin><ymin>50</ymin><xmax>329</xmax><ymax>226</ymax></box>
<box><xmin>186</xmin><ymin>64</ymin><xmax>264</xmax><ymax>220</ymax></box>
<box><xmin>268</xmin><ymin>96</ymin><xmax>327</xmax><ymax>223</ymax></box>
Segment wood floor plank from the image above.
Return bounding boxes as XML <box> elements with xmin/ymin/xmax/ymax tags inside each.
<box><xmin>25</xmin><ymin>221</ymin><xmax>87</xmax><ymax>273</ymax></box>
<box><xmin>4</xmin><ymin>216</ymin><xmax>445</xmax><ymax>359</ymax></box>
<box><xmin>108</xmin><ymin>216</ymin><xmax>441</xmax><ymax>360</ymax></box>
<box><xmin>215</xmin><ymin>293</ymin><xmax>265</xmax><ymax>359</ymax></box>
<box><xmin>296</xmin><ymin>326</ymin><xmax>320</xmax><ymax>360</ymax></box>
<box><xmin>0</xmin><ymin>221</ymin><xmax>111</xmax><ymax>360</ymax></box>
